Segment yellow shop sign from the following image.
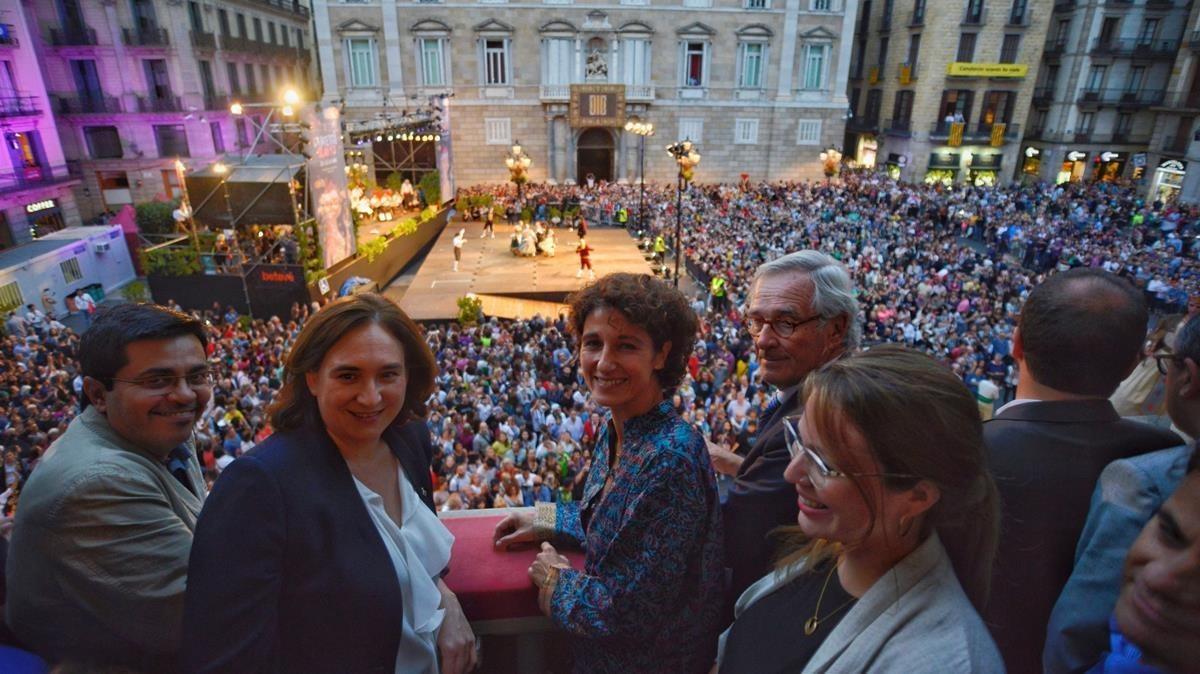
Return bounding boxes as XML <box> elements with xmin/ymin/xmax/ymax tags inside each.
<box><xmin>946</xmin><ymin>62</ymin><xmax>1028</xmax><ymax>78</ymax></box>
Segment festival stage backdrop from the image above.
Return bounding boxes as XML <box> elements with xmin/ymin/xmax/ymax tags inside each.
<box><xmin>303</xmin><ymin>105</ymin><xmax>355</xmax><ymax>269</ymax></box>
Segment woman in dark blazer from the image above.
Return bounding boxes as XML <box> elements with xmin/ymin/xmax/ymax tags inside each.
<box><xmin>182</xmin><ymin>294</ymin><xmax>476</xmax><ymax>674</ymax></box>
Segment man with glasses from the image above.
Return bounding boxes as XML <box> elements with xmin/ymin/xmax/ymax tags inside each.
<box><xmin>712</xmin><ymin>250</ymin><xmax>859</xmax><ymax>613</ymax></box>
<box><xmin>7</xmin><ymin>303</ymin><xmax>210</xmax><ymax>671</ymax></box>
<box><xmin>982</xmin><ymin>268</ymin><xmax>1181</xmax><ymax>674</ymax></box>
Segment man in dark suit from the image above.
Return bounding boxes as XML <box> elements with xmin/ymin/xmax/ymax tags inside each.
<box><xmin>708</xmin><ymin>250</ymin><xmax>858</xmax><ymax>608</ymax></box>
<box><xmin>984</xmin><ymin>268</ymin><xmax>1181</xmax><ymax>674</ymax></box>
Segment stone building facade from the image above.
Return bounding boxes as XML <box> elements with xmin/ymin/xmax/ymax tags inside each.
<box><xmin>846</xmin><ymin>0</ymin><xmax>1053</xmax><ymax>185</ymax></box>
<box><xmin>0</xmin><ymin>3</ymin><xmax>81</xmax><ymax>250</ymax></box>
<box><xmin>1024</xmin><ymin>0</ymin><xmax>1192</xmax><ymax>188</ymax></box>
<box><xmin>23</xmin><ymin>0</ymin><xmax>314</xmax><ymax>220</ymax></box>
<box><xmin>315</xmin><ymin>0</ymin><xmax>859</xmax><ymax>186</ymax></box>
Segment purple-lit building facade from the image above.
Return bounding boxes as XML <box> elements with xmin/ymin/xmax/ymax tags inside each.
<box><xmin>0</xmin><ymin>6</ymin><xmax>81</xmax><ymax>252</ymax></box>
<box><xmin>20</xmin><ymin>0</ymin><xmax>314</xmax><ymax>222</ymax></box>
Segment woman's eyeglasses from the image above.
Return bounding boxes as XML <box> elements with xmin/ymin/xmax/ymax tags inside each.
<box><xmin>781</xmin><ymin>415</ymin><xmax>920</xmax><ymax>489</ymax></box>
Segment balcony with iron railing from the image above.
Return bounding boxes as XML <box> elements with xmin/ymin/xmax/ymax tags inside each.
<box><xmin>1008</xmin><ymin>8</ymin><xmax>1031</xmax><ymax>25</ymax></box>
<box><xmin>1053</xmin><ymin>0</ymin><xmax>1076</xmax><ymax>11</ymax></box>
<box><xmin>221</xmin><ymin>35</ymin><xmax>256</xmax><ymax>53</ymax></box>
<box><xmin>909</xmin><ymin>9</ymin><xmax>925</xmax><ymax>25</ymax></box>
<box><xmin>251</xmin><ymin>0</ymin><xmax>311</xmax><ymax>19</ymax></box>
<box><xmin>1161</xmin><ymin>90</ymin><xmax>1200</xmax><ymax>109</ymax></box>
<box><xmin>1073</xmin><ymin>130</ymin><xmax>1094</xmax><ymax>143</ymax></box>
<box><xmin>1090</xmin><ymin>37</ymin><xmax>1179</xmax><ymax>58</ymax></box>
<box><xmin>0</xmin><ymin>96</ymin><xmax>40</xmax><ymax>118</ymax></box>
<box><xmin>1044</xmin><ymin>38</ymin><xmax>1069</xmax><ymax>56</ymax></box>
<box><xmin>1146</xmin><ymin>0</ymin><xmax>1174</xmax><ymax>8</ymax></box>
<box><xmin>48</xmin><ymin>26</ymin><xmax>98</xmax><ymax>46</ymax></box>
<box><xmin>848</xmin><ymin>115</ymin><xmax>881</xmax><ymax>133</ymax></box>
<box><xmin>191</xmin><ymin>31</ymin><xmax>217</xmax><ymax>50</ymax></box>
<box><xmin>203</xmin><ymin>93</ymin><xmax>230</xmax><ymax>111</ymax></box>
<box><xmin>1033</xmin><ymin>86</ymin><xmax>1055</xmax><ymax>104</ymax></box>
<box><xmin>54</xmin><ymin>94</ymin><xmax>122</xmax><ymax>114</ymax></box>
<box><xmin>0</xmin><ymin>24</ymin><xmax>17</xmax><ymax>47</ymax></box>
<box><xmin>0</xmin><ymin>163</ymin><xmax>81</xmax><ymax>192</ymax></box>
<box><xmin>1076</xmin><ymin>88</ymin><xmax>1166</xmax><ymax>106</ymax></box>
<box><xmin>136</xmin><ymin>94</ymin><xmax>182</xmax><ymax>113</ymax></box>
<box><xmin>929</xmin><ymin>121</ymin><xmax>1021</xmax><ymax>142</ymax></box>
<box><xmin>884</xmin><ymin>117</ymin><xmax>913</xmax><ymax>136</ymax></box>
<box><xmin>123</xmin><ymin>26</ymin><xmax>169</xmax><ymax>47</ymax></box>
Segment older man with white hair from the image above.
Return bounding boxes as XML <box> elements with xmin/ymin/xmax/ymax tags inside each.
<box><xmin>712</xmin><ymin>250</ymin><xmax>861</xmax><ymax>609</ymax></box>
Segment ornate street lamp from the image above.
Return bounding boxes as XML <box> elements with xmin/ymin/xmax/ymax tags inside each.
<box><xmin>505</xmin><ymin>140</ymin><xmax>532</xmax><ymax>201</ymax></box>
<box><xmin>665</xmin><ymin>139</ymin><xmax>701</xmax><ymax>288</ymax></box>
<box><xmin>818</xmin><ymin>146</ymin><xmax>843</xmax><ymax>182</ymax></box>
<box><xmin>624</xmin><ymin>120</ymin><xmax>654</xmax><ymax>234</ymax></box>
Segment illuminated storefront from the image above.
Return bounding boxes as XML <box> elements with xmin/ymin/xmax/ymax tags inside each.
<box><xmin>1021</xmin><ymin>146</ymin><xmax>1042</xmax><ymax>180</ymax></box>
<box><xmin>1057</xmin><ymin>150</ymin><xmax>1089</xmax><ymax>184</ymax></box>
<box><xmin>1150</xmin><ymin>158</ymin><xmax>1187</xmax><ymax>204</ymax></box>
<box><xmin>1093</xmin><ymin>151</ymin><xmax>1127</xmax><ymax>182</ymax></box>
<box><xmin>925</xmin><ymin>151</ymin><xmax>961</xmax><ymax>185</ymax></box>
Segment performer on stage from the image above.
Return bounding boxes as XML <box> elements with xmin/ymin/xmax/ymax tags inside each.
<box><xmin>481</xmin><ymin>205</ymin><xmax>495</xmax><ymax>239</ymax></box>
<box><xmin>576</xmin><ymin>238</ymin><xmax>594</xmax><ymax>279</ymax></box>
<box><xmin>452</xmin><ymin>229</ymin><xmax>465</xmax><ymax>272</ymax></box>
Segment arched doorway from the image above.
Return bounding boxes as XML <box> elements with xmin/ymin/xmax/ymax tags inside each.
<box><xmin>577</xmin><ymin>128</ymin><xmax>614</xmax><ymax>184</ymax></box>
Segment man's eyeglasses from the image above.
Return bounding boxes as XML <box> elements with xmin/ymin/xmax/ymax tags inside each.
<box><xmin>1156</xmin><ymin>354</ymin><xmax>1186</xmax><ymax>376</ymax></box>
<box><xmin>745</xmin><ymin>314</ymin><xmax>823</xmax><ymax>338</ymax></box>
<box><xmin>781</xmin><ymin>415</ymin><xmax>920</xmax><ymax>489</ymax></box>
<box><xmin>111</xmin><ymin>370</ymin><xmax>214</xmax><ymax>392</ymax></box>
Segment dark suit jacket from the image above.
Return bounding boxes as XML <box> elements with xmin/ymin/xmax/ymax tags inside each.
<box><xmin>182</xmin><ymin>419</ymin><xmax>438</xmax><ymax>674</ymax></box>
<box><xmin>983</xmin><ymin>399</ymin><xmax>1180</xmax><ymax>674</ymax></box>
<box><xmin>722</xmin><ymin>388</ymin><xmax>801</xmax><ymax>609</ymax></box>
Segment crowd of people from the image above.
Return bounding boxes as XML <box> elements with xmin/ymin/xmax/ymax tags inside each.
<box><xmin>0</xmin><ymin>174</ymin><xmax>1198</xmax><ymax>674</ymax></box>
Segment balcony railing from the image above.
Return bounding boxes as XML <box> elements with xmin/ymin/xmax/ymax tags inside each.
<box><xmin>884</xmin><ymin>118</ymin><xmax>913</xmax><ymax>135</ymax></box>
<box><xmin>896</xmin><ymin>62</ymin><xmax>920</xmax><ymax>83</ymax></box>
<box><xmin>48</xmin><ymin>26</ymin><xmax>98</xmax><ymax>46</ymax></box>
<box><xmin>627</xmin><ymin>84</ymin><xmax>655</xmax><ymax>101</ymax></box>
<box><xmin>1053</xmin><ymin>0</ymin><xmax>1076</xmax><ymax>11</ymax></box>
<box><xmin>0</xmin><ymin>164</ymin><xmax>81</xmax><ymax>191</ymax></box>
<box><xmin>0</xmin><ymin>24</ymin><xmax>18</xmax><ymax>47</ymax></box>
<box><xmin>203</xmin><ymin>93</ymin><xmax>230</xmax><ymax>111</ymax></box>
<box><xmin>1162</xmin><ymin>90</ymin><xmax>1200</xmax><ymax>108</ymax></box>
<box><xmin>1147</xmin><ymin>0</ymin><xmax>1174</xmax><ymax>7</ymax></box>
<box><xmin>123</xmin><ymin>26</ymin><xmax>169</xmax><ymax>47</ymax></box>
<box><xmin>1074</xmin><ymin>130</ymin><xmax>1094</xmax><ymax>143</ymax></box>
<box><xmin>930</xmin><ymin>121</ymin><xmax>1020</xmax><ymax>142</ymax></box>
<box><xmin>251</xmin><ymin>0</ymin><xmax>311</xmax><ymax>19</ymax></box>
<box><xmin>191</xmin><ymin>31</ymin><xmax>217</xmax><ymax>49</ymax></box>
<box><xmin>1033</xmin><ymin>86</ymin><xmax>1055</xmax><ymax>104</ymax></box>
<box><xmin>0</xmin><ymin>96</ymin><xmax>40</xmax><ymax>117</ymax></box>
<box><xmin>1077</xmin><ymin>88</ymin><xmax>1166</xmax><ymax>106</ymax></box>
<box><xmin>848</xmin><ymin>116</ymin><xmax>881</xmax><ymax>133</ymax></box>
<box><xmin>54</xmin><ymin>94</ymin><xmax>122</xmax><ymax>114</ymax></box>
<box><xmin>909</xmin><ymin>10</ymin><xmax>925</xmax><ymax>25</ymax></box>
<box><xmin>1090</xmin><ymin>37</ymin><xmax>1179</xmax><ymax>57</ymax></box>
<box><xmin>1008</xmin><ymin>9</ymin><xmax>1030</xmax><ymax>25</ymax></box>
<box><xmin>1044</xmin><ymin>38</ymin><xmax>1068</xmax><ymax>56</ymax></box>
<box><xmin>221</xmin><ymin>35</ymin><xmax>256</xmax><ymax>52</ymax></box>
<box><xmin>136</xmin><ymin>95</ymin><xmax>182</xmax><ymax>112</ymax></box>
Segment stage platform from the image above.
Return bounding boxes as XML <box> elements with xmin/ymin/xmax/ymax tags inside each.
<box><xmin>389</xmin><ymin>219</ymin><xmax>654</xmax><ymax>321</ymax></box>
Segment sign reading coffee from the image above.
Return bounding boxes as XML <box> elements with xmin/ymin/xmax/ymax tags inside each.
<box><xmin>569</xmin><ymin>84</ymin><xmax>627</xmax><ymax>128</ymax></box>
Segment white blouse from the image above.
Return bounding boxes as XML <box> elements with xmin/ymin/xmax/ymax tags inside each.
<box><xmin>351</xmin><ymin>464</ymin><xmax>455</xmax><ymax>674</ymax></box>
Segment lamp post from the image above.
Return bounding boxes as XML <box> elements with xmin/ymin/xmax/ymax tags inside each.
<box><xmin>212</xmin><ymin>161</ymin><xmax>234</xmax><ymax>228</ymax></box>
<box><xmin>665</xmin><ymin>139</ymin><xmax>701</xmax><ymax>288</ymax></box>
<box><xmin>505</xmin><ymin>140</ymin><xmax>531</xmax><ymax>202</ymax></box>
<box><xmin>624</xmin><ymin>120</ymin><xmax>654</xmax><ymax>234</ymax></box>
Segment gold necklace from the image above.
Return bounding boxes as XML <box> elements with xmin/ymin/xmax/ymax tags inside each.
<box><xmin>804</xmin><ymin>562</ymin><xmax>858</xmax><ymax>636</ymax></box>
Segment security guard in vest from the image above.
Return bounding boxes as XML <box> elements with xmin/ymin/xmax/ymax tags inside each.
<box><xmin>710</xmin><ymin>275</ymin><xmax>728</xmax><ymax>314</ymax></box>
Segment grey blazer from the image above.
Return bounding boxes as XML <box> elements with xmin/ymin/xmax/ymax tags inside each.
<box><xmin>719</xmin><ymin>533</ymin><xmax>1004</xmax><ymax>674</ymax></box>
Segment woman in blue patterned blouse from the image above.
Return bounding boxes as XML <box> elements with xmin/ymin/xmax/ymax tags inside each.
<box><xmin>494</xmin><ymin>272</ymin><xmax>724</xmax><ymax>673</ymax></box>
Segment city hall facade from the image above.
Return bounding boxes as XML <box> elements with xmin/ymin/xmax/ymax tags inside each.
<box><xmin>313</xmin><ymin>0</ymin><xmax>858</xmax><ymax>186</ymax></box>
